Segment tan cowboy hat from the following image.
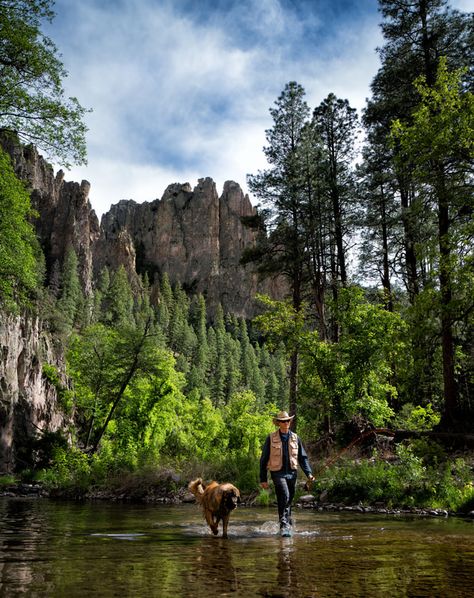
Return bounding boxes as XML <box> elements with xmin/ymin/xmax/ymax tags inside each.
<box><xmin>273</xmin><ymin>410</ymin><xmax>295</xmax><ymax>425</ymax></box>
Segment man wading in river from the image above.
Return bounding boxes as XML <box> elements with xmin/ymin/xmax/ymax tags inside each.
<box><xmin>259</xmin><ymin>411</ymin><xmax>315</xmax><ymax>537</ymax></box>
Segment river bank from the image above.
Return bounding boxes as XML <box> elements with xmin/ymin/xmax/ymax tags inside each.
<box><xmin>2</xmin><ymin>479</ymin><xmax>474</xmax><ymax>519</ymax></box>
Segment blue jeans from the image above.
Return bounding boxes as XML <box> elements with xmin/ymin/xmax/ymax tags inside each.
<box><xmin>271</xmin><ymin>474</ymin><xmax>296</xmax><ymax>528</ymax></box>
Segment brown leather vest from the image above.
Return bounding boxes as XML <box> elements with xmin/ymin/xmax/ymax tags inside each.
<box><xmin>267</xmin><ymin>430</ymin><xmax>299</xmax><ymax>471</ymax></box>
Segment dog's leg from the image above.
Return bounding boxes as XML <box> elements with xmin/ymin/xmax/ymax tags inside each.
<box><xmin>222</xmin><ymin>514</ymin><xmax>230</xmax><ymax>539</ymax></box>
<box><xmin>214</xmin><ymin>514</ymin><xmax>222</xmax><ymax>536</ymax></box>
<box><xmin>205</xmin><ymin>511</ymin><xmax>219</xmax><ymax>535</ymax></box>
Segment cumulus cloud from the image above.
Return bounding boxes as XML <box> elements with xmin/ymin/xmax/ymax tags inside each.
<box><xmin>47</xmin><ymin>0</ymin><xmax>391</xmax><ymax>218</ymax></box>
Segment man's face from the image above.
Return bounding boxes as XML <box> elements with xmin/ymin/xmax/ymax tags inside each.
<box><xmin>277</xmin><ymin>420</ymin><xmax>291</xmax><ymax>432</ymax></box>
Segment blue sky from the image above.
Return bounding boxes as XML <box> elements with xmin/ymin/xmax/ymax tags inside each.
<box><xmin>44</xmin><ymin>0</ymin><xmax>470</xmax><ymax>218</ymax></box>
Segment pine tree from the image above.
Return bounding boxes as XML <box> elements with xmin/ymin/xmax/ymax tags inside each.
<box><xmin>207</xmin><ymin>304</ymin><xmax>228</xmax><ymax>406</ymax></box>
<box><xmin>312</xmin><ymin>94</ymin><xmax>358</xmax><ymax>303</ymax></box>
<box><xmin>364</xmin><ymin>0</ymin><xmax>473</xmax><ymax>300</ymax></box>
<box><xmin>57</xmin><ymin>246</ymin><xmax>82</xmax><ymax>330</ymax></box>
<box><xmin>156</xmin><ymin>272</ymin><xmax>173</xmax><ymax>337</ymax></box>
<box><xmin>187</xmin><ymin>294</ymin><xmax>210</xmax><ymax>396</ymax></box>
<box><xmin>103</xmin><ymin>266</ymin><xmax>134</xmax><ymax>326</ymax></box>
<box><xmin>391</xmin><ymin>60</ymin><xmax>474</xmax><ymax>425</ymax></box>
<box><xmin>357</xmin><ymin>140</ymin><xmax>401</xmax><ymax>310</ymax></box>
<box><xmin>247</xmin><ymin>81</ymin><xmax>311</xmax><ymax>425</ymax></box>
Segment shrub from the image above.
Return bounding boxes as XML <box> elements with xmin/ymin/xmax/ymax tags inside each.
<box><xmin>0</xmin><ymin>474</ymin><xmax>17</xmax><ymax>486</ymax></box>
<box><xmin>319</xmin><ymin>444</ymin><xmax>474</xmax><ymax>511</ymax></box>
<box><xmin>392</xmin><ymin>403</ymin><xmax>441</xmax><ymax>431</ymax></box>
<box><xmin>38</xmin><ymin>447</ymin><xmax>91</xmax><ymax>490</ymax></box>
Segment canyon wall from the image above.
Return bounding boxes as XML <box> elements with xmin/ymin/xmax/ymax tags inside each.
<box><xmin>0</xmin><ymin>315</ymin><xmax>70</xmax><ymax>472</ymax></box>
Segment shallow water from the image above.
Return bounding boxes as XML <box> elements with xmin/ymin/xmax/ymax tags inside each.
<box><xmin>0</xmin><ymin>498</ymin><xmax>473</xmax><ymax>597</ymax></box>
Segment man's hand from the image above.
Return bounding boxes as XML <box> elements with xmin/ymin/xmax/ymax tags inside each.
<box><xmin>304</xmin><ymin>475</ymin><xmax>315</xmax><ymax>491</ymax></box>
<box><xmin>260</xmin><ymin>482</ymin><xmax>269</xmax><ymax>490</ymax></box>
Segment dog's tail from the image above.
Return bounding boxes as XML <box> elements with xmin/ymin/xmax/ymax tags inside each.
<box><xmin>188</xmin><ymin>477</ymin><xmax>205</xmax><ymax>502</ymax></box>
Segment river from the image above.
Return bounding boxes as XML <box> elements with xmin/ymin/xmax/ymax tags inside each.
<box><xmin>0</xmin><ymin>497</ymin><xmax>473</xmax><ymax>597</ymax></box>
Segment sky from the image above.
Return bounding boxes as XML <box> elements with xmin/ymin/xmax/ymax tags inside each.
<box><xmin>44</xmin><ymin>0</ymin><xmax>471</xmax><ymax>220</ymax></box>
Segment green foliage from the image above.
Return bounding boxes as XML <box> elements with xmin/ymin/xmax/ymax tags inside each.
<box><xmin>101</xmin><ymin>265</ymin><xmax>135</xmax><ymax>326</ymax></box>
<box><xmin>218</xmin><ymin>398</ymin><xmax>275</xmax><ymax>492</ymax></box>
<box><xmin>392</xmin><ymin>403</ymin><xmax>441</xmax><ymax>432</ymax></box>
<box><xmin>42</xmin><ymin>363</ymin><xmax>73</xmax><ymax>414</ymax></box>
<box><xmin>38</xmin><ymin>446</ymin><xmax>92</xmax><ymax>490</ymax></box>
<box><xmin>223</xmin><ymin>391</ymin><xmax>275</xmax><ymax>454</ymax></box>
<box><xmin>320</xmin><ymin>445</ymin><xmax>474</xmax><ymax>511</ymax></box>
<box><xmin>391</xmin><ymin>59</ymin><xmax>473</xmax><ymax>178</ymax></box>
<box><xmin>0</xmin><ymin>1</ymin><xmax>89</xmax><ymax>166</ymax></box>
<box><xmin>256</xmin><ymin>288</ymin><xmax>408</xmax><ymax>432</ymax></box>
<box><xmin>253</xmin><ymin>294</ymin><xmax>305</xmax><ymax>352</ymax></box>
<box><xmin>60</xmin><ymin>278</ymin><xmax>282</xmax><ymax>493</ymax></box>
<box><xmin>0</xmin><ymin>146</ymin><xmax>41</xmax><ymax>310</ymax></box>
<box><xmin>390</xmin><ymin>58</ymin><xmax>474</xmax><ymax>418</ymax></box>
<box><xmin>56</xmin><ymin>247</ymin><xmax>83</xmax><ymax>331</ymax></box>
<box><xmin>255</xmin><ymin>488</ymin><xmax>271</xmax><ymax>507</ymax></box>
<box><xmin>0</xmin><ymin>474</ymin><xmax>17</xmax><ymax>486</ymax></box>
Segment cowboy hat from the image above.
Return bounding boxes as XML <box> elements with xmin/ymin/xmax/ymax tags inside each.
<box><xmin>273</xmin><ymin>410</ymin><xmax>295</xmax><ymax>425</ymax></box>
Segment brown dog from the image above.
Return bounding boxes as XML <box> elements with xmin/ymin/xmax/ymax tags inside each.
<box><xmin>188</xmin><ymin>478</ymin><xmax>240</xmax><ymax>538</ymax></box>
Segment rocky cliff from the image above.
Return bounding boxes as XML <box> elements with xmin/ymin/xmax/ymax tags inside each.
<box><xmin>0</xmin><ymin>136</ymin><xmax>282</xmax><ymax>472</ymax></box>
<box><xmin>0</xmin><ymin>314</ymin><xmax>71</xmax><ymax>472</ymax></box>
<box><xmin>0</xmin><ymin>133</ymin><xmax>100</xmax><ymax>295</ymax></box>
<box><xmin>95</xmin><ymin>177</ymin><xmax>280</xmax><ymax>317</ymax></box>
<box><xmin>1</xmin><ymin>134</ymin><xmax>280</xmax><ymax>317</ymax></box>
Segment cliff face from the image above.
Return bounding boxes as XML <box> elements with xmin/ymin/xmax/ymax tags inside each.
<box><xmin>0</xmin><ymin>134</ymin><xmax>100</xmax><ymax>294</ymax></box>
<box><xmin>0</xmin><ymin>315</ymin><xmax>70</xmax><ymax>473</ymax></box>
<box><xmin>95</xmin><ymin>177</ymin><xmax>281</xmax><ymax>317</ymax></box>
<box><xmin>1</xmin><ymin>134</ymin><xmax>280</xmax><ymax>317</ymax></box>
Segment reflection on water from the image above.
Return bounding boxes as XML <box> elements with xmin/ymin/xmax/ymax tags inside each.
<box><xmin>0</xmin><ymin>497</ymin><xmax>473</xmax><ymax>597</ymax></box>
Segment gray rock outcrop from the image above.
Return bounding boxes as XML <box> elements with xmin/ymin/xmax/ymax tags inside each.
<box><xmin>95</xmin><ymin>177</ymin><xmax>283</xmax><ymax>317</ymax></box>
<box><xmin>0</xmin><ymin>133</ymin><xmax>100</xmax><ymax>295</ymax></box>
<box><xmin>0</xmin><ymin>314</ymin><xmax>70</xmax><ymax>472</ymax></box>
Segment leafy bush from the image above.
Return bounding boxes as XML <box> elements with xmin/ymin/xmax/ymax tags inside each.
<box><xmin>319</xmin><ymin>444</ymin><xmax>474</xmax><ymax>511</ymax></box>
<box><xmin>255</xmin><ymin>488</ymin><xmax>272</xmax><ymax>507</ymax></box>
<box><xmin>0</xmin><ymin>474</ymin><xmax>17</xmax><ymax>486</ymax></box>
<box><xmin>38</xmin><ymin>447</ymin><xmax>92</xmax><ymax>490</ymax></box>
<box><xmin>392</xmin><ymin>403</ymin><xmax>441</xmax><ymax>431</ymax></box>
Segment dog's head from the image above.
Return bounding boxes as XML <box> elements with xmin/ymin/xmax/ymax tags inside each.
<box><xmin>222</xmin><ymin>485</ymin><xmax>241</xmax><ymax>511</ymax></box>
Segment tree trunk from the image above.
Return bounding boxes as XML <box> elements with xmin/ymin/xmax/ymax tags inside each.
<box><xmin>419</xmin><ymin>0</ymin><xmax>437</xmax><ymax>87</ymax></box>
<box><xmin>437</xmin><ymin>170</ymin><xmax>457</xmax><ymax>424</ymax></box>
<box><xmin>289</xmin><ymin>253</ymin><xmax>302</xmax><ymax>432</ymax></box>
<box><xmin>289</xmin><ymin>349</ymin><xmax>299</xmax><ymax>433</ymax></box>
<box><xmin>380</xmin><ymin>185</ymin><xmax>393</xmax><ymax>311</ymax></box>
<box><xmin>90</xmin><ymin>319</ymin><xmax>151</xmax><ymax>453</ymax></box>
<box><xmin>399</xmin><ymin>182</ymin><xmax>419</xmax><ymax>301</ymax></box>
<box><xmin>331</xmin><ymin>185</ymin><xmax>347</xmax><ymax>286</ymax></box>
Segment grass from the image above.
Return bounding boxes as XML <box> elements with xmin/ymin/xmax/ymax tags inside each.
<box><xmin>0</xmin><ymin>474</ymin><xmax>17</xmax><ymax>486</ymax></box>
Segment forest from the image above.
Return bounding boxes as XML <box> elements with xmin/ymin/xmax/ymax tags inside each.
<box><xmin>0</xmin><ymin>0</ymin><xmax>473</xmax><ymax>511</ymax></box>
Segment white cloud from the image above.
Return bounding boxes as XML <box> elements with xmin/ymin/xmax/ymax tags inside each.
<box><xmin>49</xmin><ymin>0</ymin><xmax>386</xmax><ymax>217</ymax></box>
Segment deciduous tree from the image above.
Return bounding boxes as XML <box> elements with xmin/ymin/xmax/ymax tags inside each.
<box><xmin>0</xmin><ymin>0</ymin><xmax>89</xmax><ymax>166</ymax></box>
